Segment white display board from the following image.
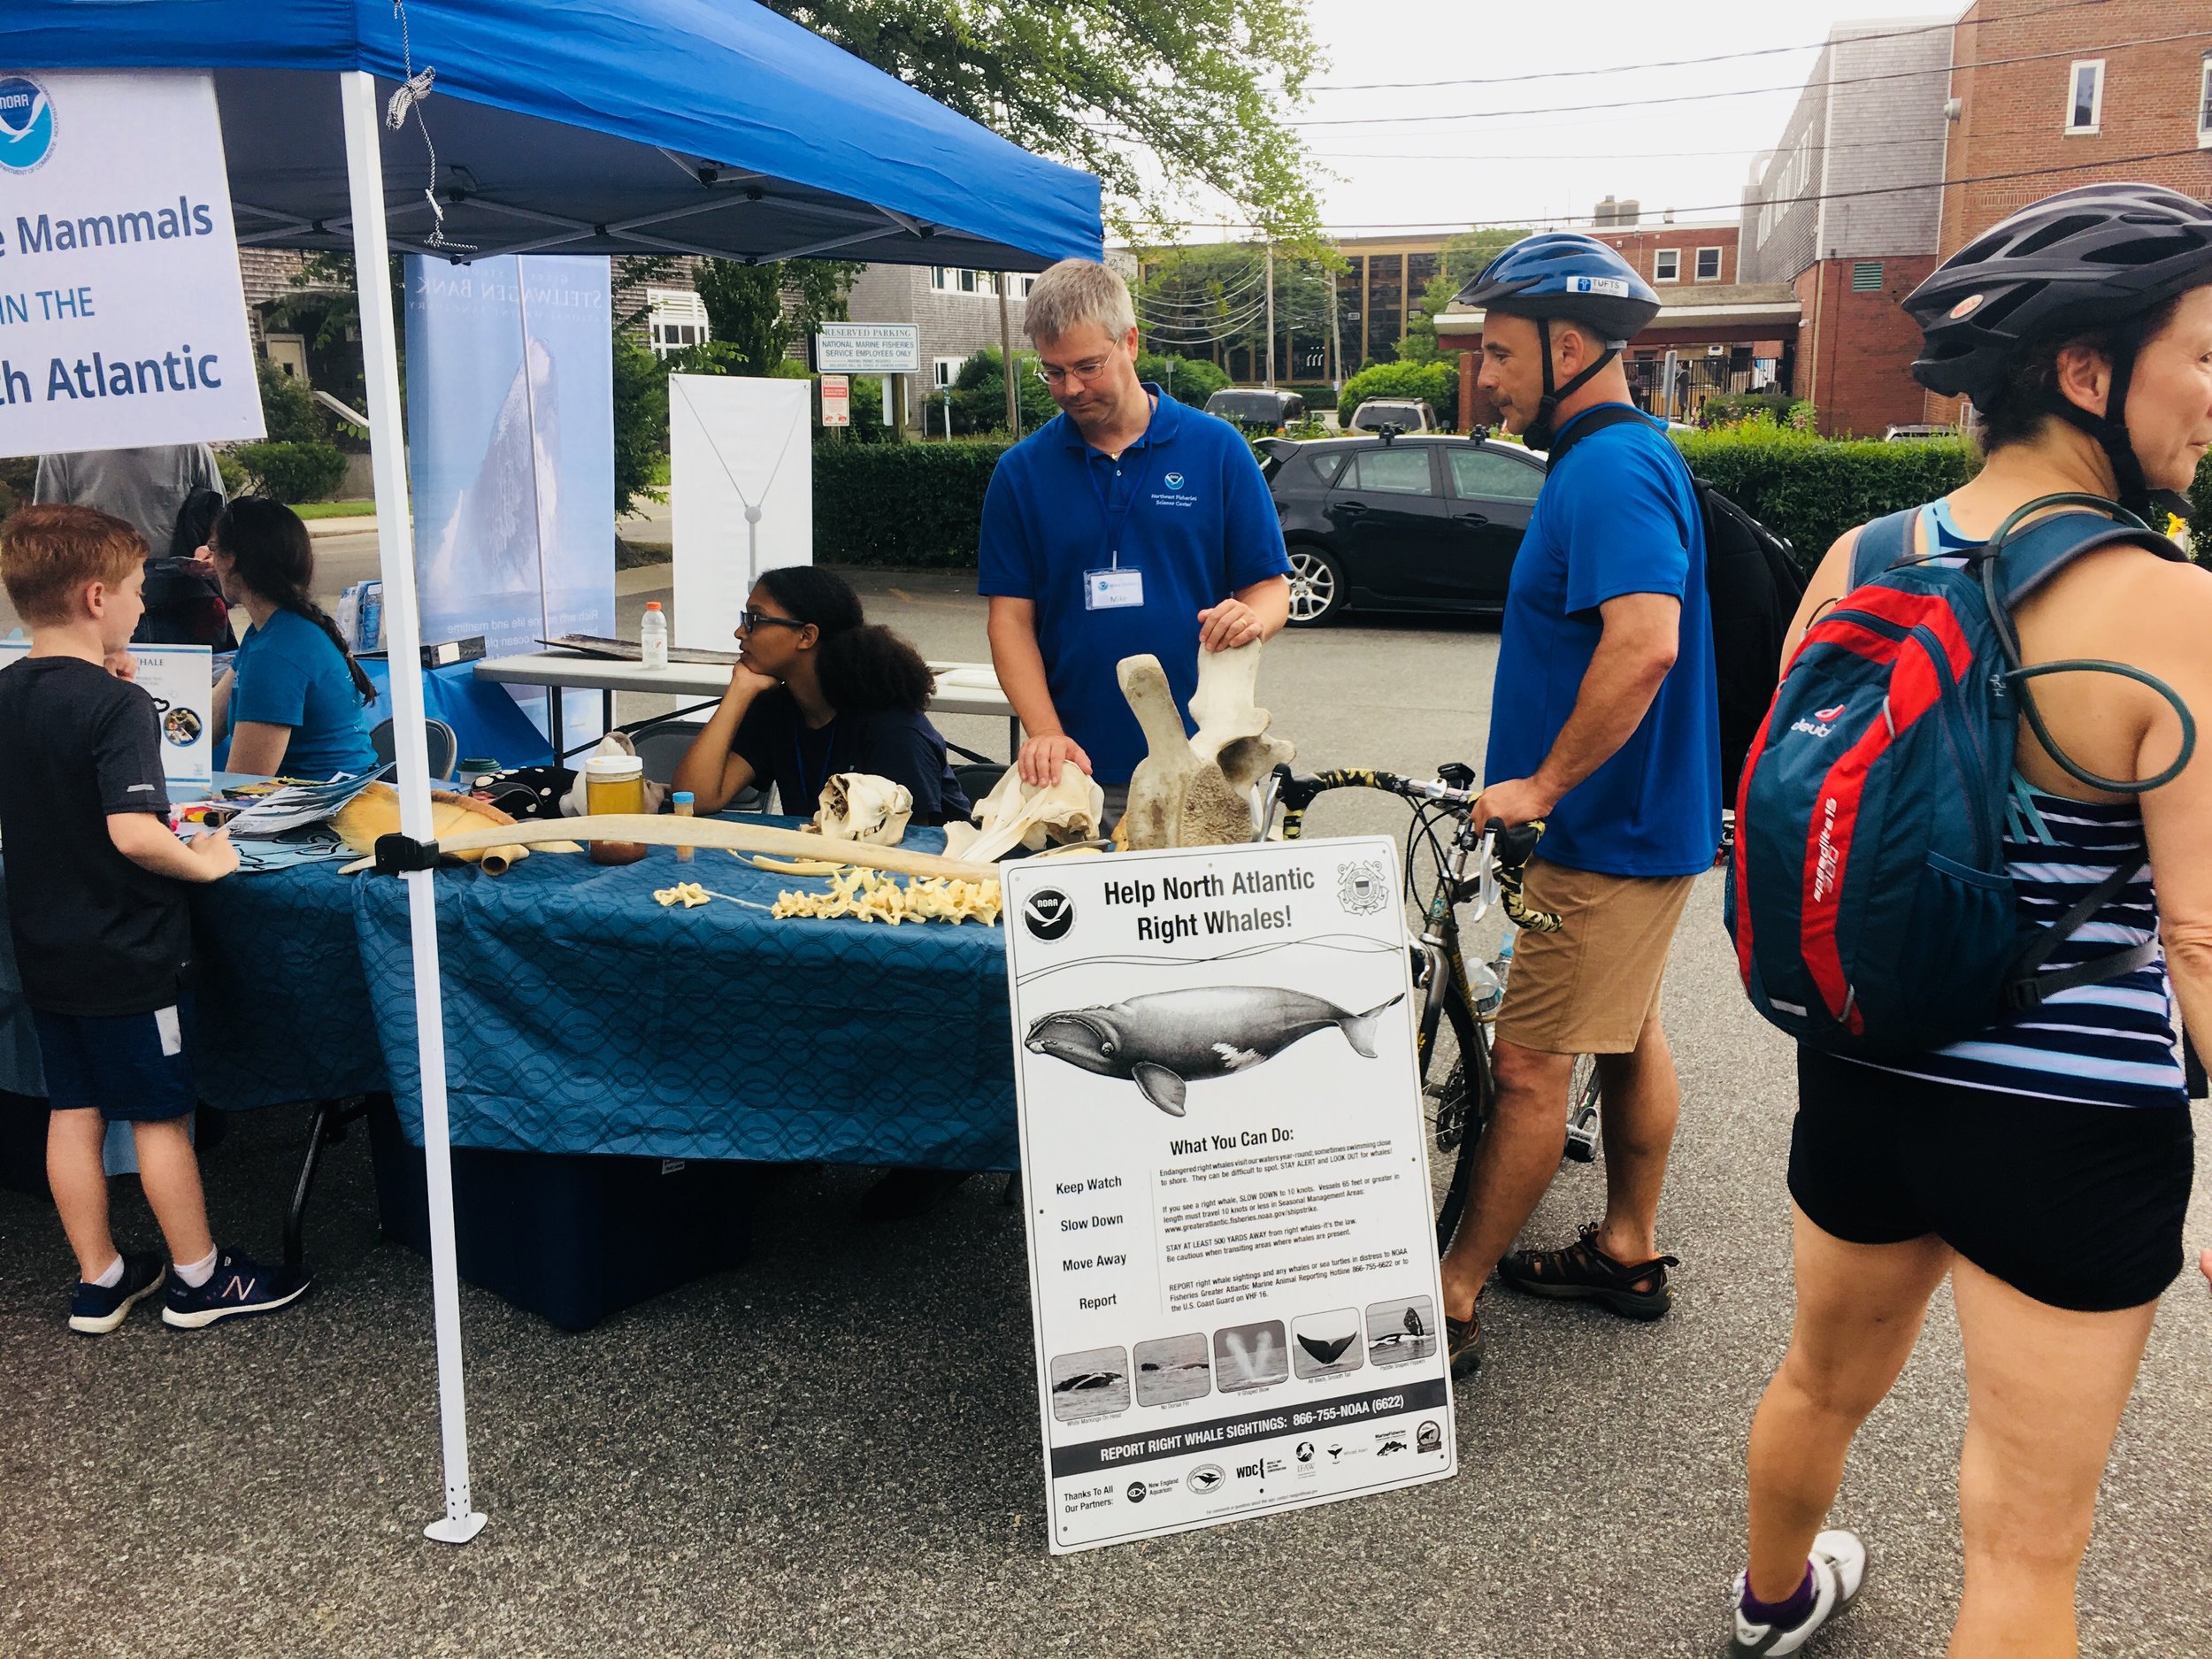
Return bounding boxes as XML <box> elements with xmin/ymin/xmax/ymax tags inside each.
<box><xmin>814</xmin><ymin>322</ymin><xmax>919</xmax><ymax>373</ymax></box>
<box><xmin>668</xmin><ymin>374</ymin><xmax>811</xmax><ymax>650</ymax></box>
<box><xmin>0</xmin><ymin>70</ymin><xmax>263</xmax><ymax>457</ymax></box>
<box><xmin>0</xmin><ymin>639</ymin><xmax>211</xmax><ymax>787</ymax></box>
<box><xmin>1002</xmin><ymin>837</ymin><xmax>1456</xmax><ymax>1554</ymax></box>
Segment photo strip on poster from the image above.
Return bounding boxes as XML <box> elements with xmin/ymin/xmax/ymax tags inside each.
<box><xmin>1002</xmin><ymin>837</ymin><xmax>1456</xmax><ymax>1554</ymax></box>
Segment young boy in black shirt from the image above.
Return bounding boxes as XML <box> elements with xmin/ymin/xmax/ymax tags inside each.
<box><xmin>0</xmin><ymin>504</ymin><xmax>309</xmax><ymax>1332</ymax></box>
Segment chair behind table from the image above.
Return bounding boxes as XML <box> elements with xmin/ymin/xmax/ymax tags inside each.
<box><xmin>369</xmin><ymin>717</ymin><xmax>459</xmax><ymax>782</ymax></box>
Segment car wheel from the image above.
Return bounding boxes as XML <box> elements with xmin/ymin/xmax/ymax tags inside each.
<box><xmin>1286</xmin><ymin>545</ymin><xmax>1346</xmax><ymax>626</ymax></box>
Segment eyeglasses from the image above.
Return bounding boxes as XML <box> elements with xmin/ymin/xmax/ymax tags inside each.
<box><xmin>737</xmin><ymin>608</ymin><xmax>808</xmax><ymax>634</ymax></box>
<box><xmin>1034</xmin><ymin>356</ymin><xmax>1113</xmax><ymax>388</ymax></box>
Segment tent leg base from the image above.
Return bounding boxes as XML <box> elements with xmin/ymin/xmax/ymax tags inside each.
<box><xmin>424</xmin><ymin>1510</ymin><xmax>488</xmax><ymax>1546</ymax></box>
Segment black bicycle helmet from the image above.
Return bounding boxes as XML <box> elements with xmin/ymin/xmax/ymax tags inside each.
<box><xmin>1456</xmin><ymin>234</ymin><xmax>1663</xmax><ymax>449</ymax></box>
<box><xmin>1905</xmin><ymin>182</ymin><xmax>2212</xmax><ymax>511</ymax></box>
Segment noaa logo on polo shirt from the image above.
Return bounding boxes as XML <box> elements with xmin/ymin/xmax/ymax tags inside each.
<box><xmin>0</xmin><ymin>77</ymin><xmax>55</xmax><ymax>173</ymax></box>
<box><xmin>1151</xmin><ymin>469</ymin><xmax>1196</xmax><ymax>508</ymax></box>
<box><xmin>1164</xmin><ymin>472</ymin><xmax>1185</xmax><ymax>490</ymax></box>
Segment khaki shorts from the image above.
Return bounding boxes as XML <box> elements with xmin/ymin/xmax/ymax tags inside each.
<box><xmin>1493</xmin><ymin>858</ymin><xmax>1697</xmax><ymax>1056</ymax></box>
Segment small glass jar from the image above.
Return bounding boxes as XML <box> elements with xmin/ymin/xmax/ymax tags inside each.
<box><xmin>584</xmin><ymin>754</ymin><xmax>648</xmax><ymax>864</ymax></box>
<box><xmin>672</xmin><ymin>790</ymin><xmax>695</xmax><ymax>862</ymax></box>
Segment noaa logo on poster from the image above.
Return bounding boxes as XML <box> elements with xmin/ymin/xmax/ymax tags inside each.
<box><xmin>0</xmin><ymin>77</ymin><xmax>55</xmax><ymax>173</ymax></box>
<box><xmin>1164</xmin><ymin>472</ymin><xmax>1186</xmax><ymax>490</ymax></box>
<box><xmin>1336</xmin><ymin>860</ymin><xmax>1387</xmax><ymax>916</ymax></box>
<box><xmin>1022</xmin><ymin>887</ymin><xmax>1075</xmax><ymax>941</ymax></box>
<box><xmin>1186</xmin><ymin>1463</ymin><xmax>1225</xmax><ymax>1494</ymax></box>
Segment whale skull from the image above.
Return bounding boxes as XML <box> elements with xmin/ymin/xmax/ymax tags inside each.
<box><xmin>813</xmin><ymin>772</ymin><xmax>912</xmax><ymax>845</ymax></box>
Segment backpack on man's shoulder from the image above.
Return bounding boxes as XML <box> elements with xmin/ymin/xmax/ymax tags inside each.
<box><xmin>1544</xmin><ymin>405</ymin><xmax>1806</xmax><ymax>807</ymax></box>
<box><xmin>1724</xmin><ymin>494</ymin><xmax>2194</xmax><ymax>1059</ymax></box>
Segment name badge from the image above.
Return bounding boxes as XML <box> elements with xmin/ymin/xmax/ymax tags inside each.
<box><xmin>1084</xmin><ymin>567</ymin><xmax>1145</xmax><ymax>611</ymax></box>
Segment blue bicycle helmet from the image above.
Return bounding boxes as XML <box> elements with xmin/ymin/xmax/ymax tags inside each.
<box><xmin>1455</xmin><ymin>234</ymin><xmax>1663</xmax><ymax>448</ymax></box>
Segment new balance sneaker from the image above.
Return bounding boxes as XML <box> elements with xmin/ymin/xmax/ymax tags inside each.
<box><xmin>1727</xmin><ymin>1531</ymin><xmax>1868</xmax><ymax>1656</ymax></box>
<box><xmin>162</xmin><ymin>1248</ymin><xmax>311</xmax><ymax>1329</ymax></box>
<box><xmin>68</xmin><ymin>1252</ymin><xmax>167</xmax><ymax>1335</ymax></box>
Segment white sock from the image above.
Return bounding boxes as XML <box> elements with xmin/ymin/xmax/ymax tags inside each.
<box><xmin>175</xmin><ymin>1245</ymin><xmax>219</xmax><ymax>1288</ymax></box>
<box><xmin>90</xmin><ymin>1255</ymin><xmax>124</xmax><ymax>1288</ymax></box>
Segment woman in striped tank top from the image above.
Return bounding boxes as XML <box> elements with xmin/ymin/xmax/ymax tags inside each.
<box><xmin>1724</xmin><ymin>186</ymin><xmax>2212</xmax><ymax>1659</ymax></box>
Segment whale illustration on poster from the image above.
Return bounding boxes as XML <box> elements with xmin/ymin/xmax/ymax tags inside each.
<box><xmin>1022</xmin><ymin>986</ymin><xmax>1405</xmax><ymax>1115</ymax></box>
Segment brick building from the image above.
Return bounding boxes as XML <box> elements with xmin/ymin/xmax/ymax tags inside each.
<box><xmin>841</xmin><ymin>262</ymin><xmax>1035</xmax><ymax>416</ymax></box>
<box><xmin>1740</xmin><ymin>16</ymin><xmax>1955</xmax><ymax>436</ymax></box>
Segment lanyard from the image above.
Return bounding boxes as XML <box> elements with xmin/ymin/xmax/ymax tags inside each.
<box><xmin>792</xmin><ymin>715</ymin><xmax>837</xmax><ymax>810</ymax></box>
<box><xmin>1083</xmin><ymin>396</ymin><xmax>1161</xmax><ymax>570</ymax></box>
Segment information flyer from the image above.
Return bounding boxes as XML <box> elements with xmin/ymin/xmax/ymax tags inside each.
<box><xmin>1002</xmin><ymin>836</ymin><xmax>1455</xmax><ymax>1554</ymax></box>
<box><xmin>0</xmin><ymin>640</ymin><xmax>209</xmax><ymax>787</ymax></box>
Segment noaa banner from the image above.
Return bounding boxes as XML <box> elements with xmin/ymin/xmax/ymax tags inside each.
<box><xmin>405</xmin><ymin>256</ymin><xmax>613</xmax><ymax>742</ymax></box>
<box><xmin>1002</xmin><ymin>837</ymin><xmax>1456</xmax><ymax>1554</ymax></box>
<box><xmin>0</xmin><ymin>69</ymin><xmax>262</xmax><ymax>457</ymax></box>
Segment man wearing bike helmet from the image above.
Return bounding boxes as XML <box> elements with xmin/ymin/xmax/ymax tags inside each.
<box><xmin>1435</xmin><ymin>234</ymin><xmax>1719</xmax><ymax>1377</ymax></box>
<box><xmin>1728</xmin><ymin>183</ymin><xmax>2212</xmax><ymax>1658</ymax></box>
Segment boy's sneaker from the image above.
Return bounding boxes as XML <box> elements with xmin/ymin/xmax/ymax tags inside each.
<box><xmin>162</xmin><ymin>1248</ymin><xmax>311</xmax><ymax>1329</ymax></box>
<box><xmin>1727</xmin><ymin>1531</ymin><xmax>1868</xmax><ymax>1656</ymax></box>
<box><xmin>68</xmin><ymin>1252</ymin><xmax>167</xmax><ymax>1335</ymax></box>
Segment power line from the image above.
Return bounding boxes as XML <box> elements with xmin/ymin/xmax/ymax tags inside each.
<box><xmin>1146</xmin><ymin>144</ymin><xmax>2212</xmax><ymax>236</ymax></box>
<box><xmin>1277</xmin><ymin>29</ymin><xmax>2212</xmax><ymax>127</ymax></box>
<box><xmin>1304</xmin><ymin>0</ymin><xmax>2109</xmax><ymax>92</ymax></box>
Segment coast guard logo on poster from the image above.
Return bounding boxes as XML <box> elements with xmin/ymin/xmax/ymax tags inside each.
<box><xmin>1023</xmin><ymin>887</ymin><xmax>1076</xmax><ymax>941</ymax></box>
<box><xmin>1336</xmin><ymin>860</ymin><xmax>1388</xmax><ymax>916</ymax></box>
<box><xmin>0</xmin><ymin>77</ymin><xmax>54</xmax><ymax>173</ymax></box>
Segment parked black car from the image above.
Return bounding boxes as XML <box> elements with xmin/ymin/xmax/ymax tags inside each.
<box><xmin>1204</xmin><ymin>387</ymin><xmax>1308</xmax><ymax>432</ymax></box>
<box><xmin>1258</xmin><ymin>434</ymin><xmax>1548</xmax><ymax>625</ymax></box>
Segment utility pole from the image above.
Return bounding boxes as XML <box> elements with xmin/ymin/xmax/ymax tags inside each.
<box><xmin>998</xmin><ymin>273</ymin><xmax>1021</xmax><ymax>438</ymax></box>
<box><xmin>1329</xmin><ymin>265</ymin><xmax>1344</xmax><ymax>396</ymax></box>
<box><xmin>1263</xmin><ymin>242</ymin><xmax>1277</xmax><ymax>388</ymax></box>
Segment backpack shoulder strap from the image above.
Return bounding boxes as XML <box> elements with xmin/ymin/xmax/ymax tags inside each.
<box><xmin>1847</xmin><ymin>508</ymin><xmax>1917</xmax><ymax>588</ymax></box>
<box><xmin>1989</xmin><ymin>511</ymin><xmax>2188</xmax><ymax>609</ymax></box>
<box><xmin>1541</xmin><ymin>403</ymin><xmax>1647</xmax><ymax>470</ymax></box>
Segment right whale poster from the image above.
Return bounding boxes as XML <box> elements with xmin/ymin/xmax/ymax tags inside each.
<box><xmin>1003</xmin><ymin>835</ymin><xmax>1456</xmax><ymax>1553</ymax></box>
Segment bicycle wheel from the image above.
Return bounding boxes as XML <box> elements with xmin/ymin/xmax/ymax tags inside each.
<box><xmin>1563</xmin><ymin>1054</ymin><xmax>1601</xmax><ymax>1163</ymax></box>
<box><xmin>1432</xmin><ymin>993</ymin><xmax>1491</xmax><ymax>1256</ymax></box>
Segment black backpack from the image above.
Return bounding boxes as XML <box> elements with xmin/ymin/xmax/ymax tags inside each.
<box><xmin>1546</xmin><ymin>406</ymin><xmax>1806</xmax><ymax>809</ymax></box>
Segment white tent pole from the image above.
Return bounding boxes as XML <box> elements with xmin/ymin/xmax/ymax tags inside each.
<box><xmin>338</xmin><ymin>68</ymin><xmax>488</xmax><ymax>1548</ymax></box>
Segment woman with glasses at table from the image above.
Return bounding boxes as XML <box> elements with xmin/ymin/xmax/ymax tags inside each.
<box><xmin>671</xmin><ymin>565</ymin><xmax>972</xmax><ymax>827</ymax></box>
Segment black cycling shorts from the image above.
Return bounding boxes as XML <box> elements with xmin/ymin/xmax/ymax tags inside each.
<box><xmin>1789</xmin><ymin>1046</ymin><xmax>2195</xmax><ymax>1314</ymax></box>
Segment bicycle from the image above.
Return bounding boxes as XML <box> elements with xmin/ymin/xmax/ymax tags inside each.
<box><xmin>1257</xmin><ymin>764</ymin><xmax>1598</xmax><ymax>1254</ymax></box>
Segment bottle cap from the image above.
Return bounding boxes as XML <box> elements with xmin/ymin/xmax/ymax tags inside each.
<box><xmin>584</xmin><ymin>754</ymin><xmax>644</xmax><ymax>780</ymax></box>
<box><xmin>672</xmin><ymin>791</ymin><xmax>694</xmax><ymax>805</ymax></box>
<box><xmin>644</xmin><ymin>601</ymin><xmax>663</xmax><ymax>611</ymax></box>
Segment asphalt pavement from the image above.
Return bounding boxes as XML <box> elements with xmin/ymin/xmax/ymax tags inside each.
<box><xmin>2</xmin><ymin>576</ymin><xmax>2207</xmax><ymax>1659</ymax></box>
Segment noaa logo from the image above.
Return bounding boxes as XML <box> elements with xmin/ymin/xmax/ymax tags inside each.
<box><xmin>1021</xmin><ymin>887</ymin><xmax>1075</xmax><ymax>941</ymax></box>
<box><xmin>1163</xmin><ymin>472</ymin><xmax>1186</xmax><ymax>490</ymax></box>
<box><xmin>1186</xmin><ymin>1463</ymin><xmax>1225</xmax><ymax>1494</ymax></box>
<box><xmin>0</xmin><ymin>76</ymin><xmax>54</xmax><ymax>173</ymax></box>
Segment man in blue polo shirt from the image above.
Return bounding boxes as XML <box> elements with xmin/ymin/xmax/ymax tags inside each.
<box><xmin>979</xmin><ymin>259</ymin><xmax>1290</xmax><ymax>817</ymax></box>
<box><xmin>1435</xmin><ymin>235</ymin><xmax>1719</xmax><ymax>1379</ymax></box>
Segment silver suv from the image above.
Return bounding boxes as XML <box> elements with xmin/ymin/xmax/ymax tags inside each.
<box><xmin>1348</xmin><ymin>398</ymin><xmax>1436</xmax><ymax>434</ymax></box>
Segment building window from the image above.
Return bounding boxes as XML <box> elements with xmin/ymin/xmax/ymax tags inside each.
<box><xmin>932</xmin><ymin>357</ymin><xmax>963</xmax><ymax>389</ymax></box>
<box><xmin>1694</xmin><ymin>246</ymin><xmax>1723</xmax><ymax>283</ymax></box>
<box><xmin>646</xmin><ymin>287</ymin><xmax>710</xmax><ymax>358</ymax></box>
<box><xmin>2200</xmin><ymin>56</ymin><xmax>2212</xmax><ymax>148</ymax></box>
<box><xmin>2065</xmin><ymin>59</ymin><xmax>2103</xmax><ymax>134</ymax></box>
<box><xmin>1851</xmin><ymin>260</ymin><xmax>1885</xmax><ymax>293</ymax></box>
<box><xmin>1654</xmin><ymin>249</ymin><xmax>1680</xmax><ymax>283</ymax></box>
<box><xmin>1014</xmin><ymin>274</ymin><xmax>1035</xmax><ymax>298</ymax></box>
<box><xmin>930</xmin><ymin>266</ymin><xmax>951</xmax><ymax>291</ymax></box>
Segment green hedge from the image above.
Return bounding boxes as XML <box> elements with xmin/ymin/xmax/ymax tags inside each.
<box><xmin>1672</xmin><ymin>426</ymin><xmax>1974</xmax><ymax>565</ymax></box>
<box><xmin>231</xmin><ymin>440</ymin><xmax>349</xmax><ymax>503</ymax></box>
<box><xmin>815</xmin><ymin>439</ymin><xmax>1010</xmax><ymax>567</ymax></box>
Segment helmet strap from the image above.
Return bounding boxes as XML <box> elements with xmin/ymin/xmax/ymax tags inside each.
<box><xmin>1524</xmin><ymin>315</ymin><xmax>1623</xmax><ymax>450</ymax></box>
<box><xmin>2041</xmin><ymin>319</ymin><xmax>2150</xmax><ymax>515</ymax></box>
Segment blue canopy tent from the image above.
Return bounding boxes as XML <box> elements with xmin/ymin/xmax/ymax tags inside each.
<box><xmin>5</xmin><ymin>0</ymin><xmax>1101</xmax><ymax>1546</ymax></box>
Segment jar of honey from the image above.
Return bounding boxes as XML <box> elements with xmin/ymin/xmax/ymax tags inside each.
<box><xmin>584</xmin><ymin>754</ymin><xmax>648</xmax><ymax>865</ymax></box>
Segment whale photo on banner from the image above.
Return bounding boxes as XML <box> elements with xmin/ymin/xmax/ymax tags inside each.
<box><xmin>0</xmin><ymin>68</ymin><xmax>262</xmax><ymax>457</ymax></box>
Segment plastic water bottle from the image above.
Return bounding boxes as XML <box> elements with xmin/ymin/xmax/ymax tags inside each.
<box><xmin>639</xmin><ymin>601</ymin><xmax>669</xmax><ymax>670</ymax></box>
<box><xmin>1466</xmin><ymin>955</ymin><xmax>1505</xmax><ymax>1019</ymax></box>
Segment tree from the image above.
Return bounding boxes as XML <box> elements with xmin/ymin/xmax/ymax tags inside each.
<box><xmin>694</xmin><ymin>257</ymin><xmax>862</xmax><ymax>373</ymax></box>
<box><xmin>1132</xmin><ymin>242</ymin><xmax>1336</xmax><ymax>375</ymax></box>
<box><xmin>1400</xmin><ymin>227</ymin><xmax>1538</xmax><ymax>366</ymax></box>
<box><xmin>758</xmin><ymin>0</ymin><xmax>1324</xmax><ymax>240</ymax></box>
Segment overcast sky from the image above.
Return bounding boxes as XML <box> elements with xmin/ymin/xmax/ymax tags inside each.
<box><xmin>1157</xmin><ymin>0</ymin><xmax>1970</xmax><ymax>239</ymax></box>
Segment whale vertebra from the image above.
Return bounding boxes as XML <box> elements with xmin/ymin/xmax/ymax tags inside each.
<box><xmin>1024</xmin><ymin>987</ymin><xmax>1405</xmax><ymax>1116</ymax></box>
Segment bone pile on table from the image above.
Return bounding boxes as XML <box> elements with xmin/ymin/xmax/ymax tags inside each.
<box><xmin>941</xmin><ymin>762</ymin><xmax>1105</xmax><ymax>863</ymax></box>
<box><xmin>1116</xmin><ymin>639</ymin><xmax>1294</xmax><ymax>850</ymax></box>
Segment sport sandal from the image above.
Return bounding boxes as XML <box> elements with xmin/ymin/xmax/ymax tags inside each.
<box><xmin>1495</xmin><ymin>1221</ymin><xmax>1677</xmax><ymax>1319</ymax></box>
<box><xmin>1728</xmin><ymin>1530</ymin><xmax>1868</xmax><ymax>1656</ymax></box>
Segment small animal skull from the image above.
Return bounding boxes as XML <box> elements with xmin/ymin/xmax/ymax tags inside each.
<box><xmin>814</xmin><ymin>772</ymin><xmax>913</xmax><ymax>845</ymax></box>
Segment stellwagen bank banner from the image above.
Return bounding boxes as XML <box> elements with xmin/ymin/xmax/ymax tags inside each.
<box><xmin>0</xmin><ymin>69</ymin><xmax>262</xmax><ymax>458</ymax></box>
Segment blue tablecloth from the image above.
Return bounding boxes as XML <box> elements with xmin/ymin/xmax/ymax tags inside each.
<box><xmin>360</xmin><ymin>657</ymin><xmax>554</xmax><ymax>772</ymax></box>
<box><xmin>1</xmin><ymin>820</ymin><xmax>1018</xmax><ymax>1171</ymax></box>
